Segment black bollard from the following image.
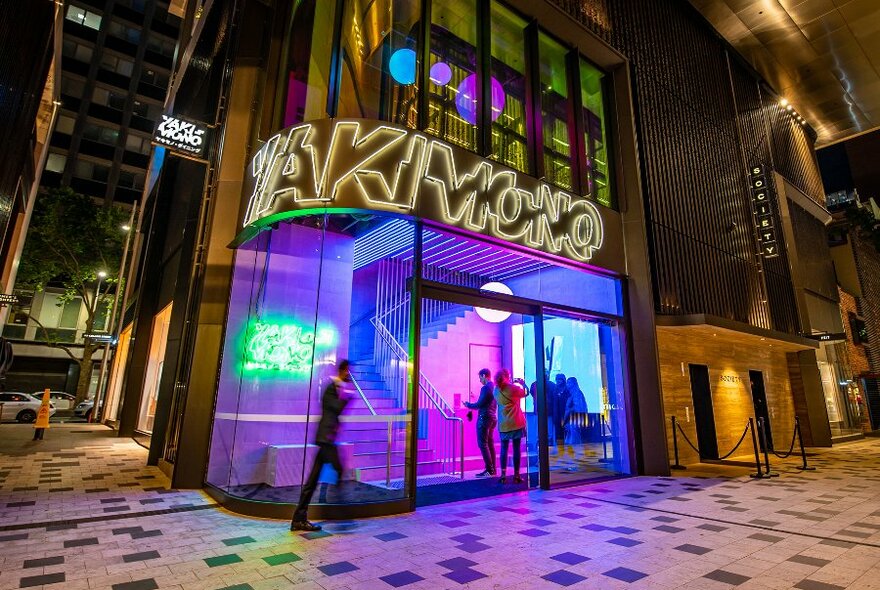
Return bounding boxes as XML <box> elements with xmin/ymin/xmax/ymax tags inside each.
<box><xmin>794</xmin><ymin>417</ymin><xmax>815</xmax><ymax>471</ymax></box>
<box><xmin>749</xmin><ymin>418</ymin><xmax>764</xmax><ymax>479</ymax></box>
<box><xmin>757</xmin><ymin>418</ymin><xmax>779</xmax><ymax>477</ymax></box>
<box><xmin>599</xmin><ymin>415</ymin><xmax>612</xmax><ymax>464</ymax></box>
<box><xmin>670</xmin><ymin>416</ymin><xmax>686</xmax><ymax>470</ymax></box>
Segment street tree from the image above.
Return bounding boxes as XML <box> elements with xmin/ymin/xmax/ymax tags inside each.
<box><xmin>17</xmin><ymin>187</ymin><xmax>128</xmax><ymax>404</ymax></box>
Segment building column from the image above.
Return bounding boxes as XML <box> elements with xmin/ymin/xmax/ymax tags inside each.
<box><xmin>787</xmin><ymin>350</ymin><xmax>832</xmax><ymax>447</ymax></box>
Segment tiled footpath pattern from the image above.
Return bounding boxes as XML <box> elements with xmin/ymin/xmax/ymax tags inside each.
<box><xmin>1</xmin><ymin>425</ymin><xmax>880</xmax><ymax>589</ymax></box>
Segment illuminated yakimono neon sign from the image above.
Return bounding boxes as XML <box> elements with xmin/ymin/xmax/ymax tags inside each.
<box><xmin>245</xmin><ymin>321</ymin><xmax>335</xmax><ymax>373</ymax></box>
<box><xmin>242</xmin><ymin>119</ymin><xmax>605</xmax><ymax>263</ymax></box>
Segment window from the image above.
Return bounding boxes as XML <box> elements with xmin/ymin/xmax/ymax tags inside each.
<box><xmin>73</xmin><ymin>160</ymin><xmax>110</xmax><ymax>182</ymax></box>
<box><xmin>93</xmin><ymin>87</ymin><xmax>128</xmax><ymax>110</ymax></box>
<box><xmin>55</xmin><ymin>115</ymin><xmax>76</xmax><ymax>135</ymax></box>
<box><xmin>427</xmin><ymin>0</ymin><xmax>479</xmax><ymax>151</ymax></box>
<box><xmin>66</xmin><ymin>4</ymin><xmax>102</xmax><ymax>30</ymax></box>
<box><xmin>82</xmin><ymin>123</ymin><xmax>120</xmax><ymax>146</ymax></box>
<box><xmin>60</xmin><ymin>77</ymin><xmax>86</xmax><ymax>99</ymax></box>
<box><xmin>539</xmin><ymin>32</ymin><xmax>574</xmax><ymax>191</ymax></box>
<box><xmin>100</xmin><ymin>54</ymin><xmax>134</xmax><ymax>77</ymax></box>
<box><xmin>580</xmin><ymin>58</ymin><xmax>612</xmax><ymax>207</ymax></box>
<box><xmin>0</xmin><ymin>393</ymin><xmax>28</xmax><ymax>402</ymax></box>
<box><xmin>489</xmin><ymin>2</ymin><xmax>528</xmax><ymax>173</ymax></box>
<box><xmin>125</xmin><ymin>133</ymin><xmax>151</xmax><ymax>155</ymax></box>
<box><xmin>850</xmin><ymin>313</ymin><xmax>868</xmax><ymax>345</ymax></box>
<box><xmin>282</xmin><ymin>0</ymin><xmax>617</xmax><ymax>208</ymax></box>
<box><xmin>280</xmin><ymin>0</ymin><xmax>337</xmax><ymax>126</ymax></box>
<box><xmin>108</xmin><ymin>20</ymin><xmax>141</xmax><ymax>44</ymax></box>
<box><xmin>62</xmin><ymin>39</ymin><xmax>94</xmax><ymax>63</ymax></box>
<box><xmin>146</xmin><ymin>37</ymin><xmax>175</xmax><ymax>57</ymax></box>
<box><xmin>337</xmin><ymin>0</ymin><xmax>420</xmax><ymax>127</ymax></box>
<box><xmin>141</xmin><ymin>68</ymin><xmax>169</xmax><ymax>87</ymax></box>
<box><xmin>118</xmin><ymin>169</ymin><xmax>145</xmax><ymax>189</ymax></box>
<box><xmin>45</xmin><ymin>153</ymin><xmax>67</xmax><ymax>173</ymax></box>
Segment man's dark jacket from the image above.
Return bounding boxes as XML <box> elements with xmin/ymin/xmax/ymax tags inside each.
<box><xmin>315</xmin><ymin>378</ymin><xmax>349</xmax><ymax>444</ymax></box>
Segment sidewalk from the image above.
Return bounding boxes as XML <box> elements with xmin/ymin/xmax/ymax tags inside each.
<box><xmin>0</xmin><ymin>424</ymin><xmax>879</xmax><ymax>589</ymax></box>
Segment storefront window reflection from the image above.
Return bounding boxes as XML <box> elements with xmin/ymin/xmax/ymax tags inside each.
<box><xmin>580</xmin><ymin>58</ymin><xmax>613</xmax><ymax>207</ymax></box>
<box><xmin>427</xmin><ymin>0</ymin><xmax>478</xmax><ymax>151</ymax></box>
<box><xmin>282</xmin><ymin>0</ymin><xmax>338</xmax><ymax>126</ymax></box>
<box><xmin>337</xmin><ymin>0</ymin><xmax>420</xmax><ymax>126</ymax></box>
<box><xmin>539</xmin><ymin>32</ymin><xmax>573</xmax><ymax>191</ymax></box>
<box><xmin>137</xmin><ymin>304</ymin><xmax>172</xmax><ymax>433</ymax></box>
<box><xmin>489</xmin><ymin>2</ymin><xmax>528</xmax><ymax>173</ymax></box>
<box><xmin>278</xmin><ymin>0</ymin><xmax>616</xmax><ymax>209</ymax></box>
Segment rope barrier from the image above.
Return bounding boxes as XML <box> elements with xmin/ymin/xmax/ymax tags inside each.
<box><xmin>717</xmin><ymin>423</ymin><xmax>751</xmax><ymax>460</ymax></box>
<box><xmin>770</xmin><ymin>424</ymin><xmax>798</xmax><ymax>459</ymax></box>
<box><xmin>674</xmin><ymin>421</ymin><xmax>701</xmax><ymax>454</ymax></box>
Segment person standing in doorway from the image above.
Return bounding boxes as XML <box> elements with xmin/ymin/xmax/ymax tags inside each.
<box><xmin>555</xmin><ymin>373</ymin><xmax>570</xmax><ymax>455</ymax></box>
<box><xmin>291</xmin><ymin>359</ymin><xmax>351</xmax><ymax>532</ymax></box>
<box><xmin>494</xmin><ymin>368</ymin><xmax>527</xmax><ymax>484</ymax></box>
<box><xmin>464</xmin><ymin>368</ymin><xmax>497</xmax><ymax>477</ymax></box>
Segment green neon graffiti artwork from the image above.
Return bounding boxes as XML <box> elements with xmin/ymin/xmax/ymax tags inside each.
<box><xmin>245</xmin><ymin>321</ymin><xmax>336</xmax><ymax>373</ymax></box>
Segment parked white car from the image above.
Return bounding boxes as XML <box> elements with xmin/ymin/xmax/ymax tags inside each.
<box><xmin>33</xmin><ymin>391</ymin><xmax>75</xmax><ymax>410</ymax></box>
<box><xmin>0</xmin><ymin>392</ymin><xmax>56</xmax><ymax>423</ymax></box>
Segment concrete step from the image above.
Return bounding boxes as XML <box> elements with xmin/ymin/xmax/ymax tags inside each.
<box><xmin>357</xmin><ymin>459</ymin><xmax>448</xmax><ymax>482</ymax></box>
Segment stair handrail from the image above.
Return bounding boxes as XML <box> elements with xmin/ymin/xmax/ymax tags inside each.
<box><xmin>371</xmin><ymin>317</ymin><xmax>456</xmax><ymax>417</ymax></box>
<box><xmin>348</xmin><ymin>374</ymin><xmax>377</xmax><ymax>416</ymax></box>
<box><xmin>372</xmin><ymin>316</ymin><xmax>464</xmax><ymax>476</ymax></box>
<box><xmin>375</xmin><ymin>293</ymin><xmax>411</xmax><ymax>323</ymax></box>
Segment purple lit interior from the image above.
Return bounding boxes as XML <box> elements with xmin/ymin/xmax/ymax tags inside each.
<box><xmin>207</xmin><ymin>216</ymin><xmax>629</xmax><ymax>494</ymax></box>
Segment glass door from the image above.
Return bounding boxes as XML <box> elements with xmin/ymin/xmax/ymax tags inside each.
<box><xmin>541</xmin><ymin>311</ymin><xmax>632</xmax><ymax>485</ymax></box>
<box><xmin>414</xmin><ymin>295</ymin><xmax>539</xmax><ymax>507</ymax></box>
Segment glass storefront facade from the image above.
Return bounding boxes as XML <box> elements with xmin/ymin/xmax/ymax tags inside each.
<box><xmin>207</xmin><ymin>213</ymin><xmax>632</xmax><ymax>511</ymax></box>
<box><xmin>205</xmin><ymin>0</ymin><xmax>630</xmax><ymax>515</ymax></box>
<box><xmin>818</xmin><ymin>342</ymin><xmax>862</xmax><ymax>438</ymax></box>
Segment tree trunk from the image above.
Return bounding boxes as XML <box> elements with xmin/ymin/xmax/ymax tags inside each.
<box><xmin>74</xmin><ymin>344</ymin><xmax>96</xmax><ymax>405</ymax></box>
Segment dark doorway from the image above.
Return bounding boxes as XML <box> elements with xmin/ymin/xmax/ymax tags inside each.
<box><xmin>688</xmin><ymin>364</ymin><xmax>718</xmax><ymax>460</ymax></box>
<box><xmin>749</xmin><ymin>370</ymin><xmax>773</xmax><ymax>451</ymax></box>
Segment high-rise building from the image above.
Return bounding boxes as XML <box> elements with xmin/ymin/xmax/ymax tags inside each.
<box><xmin>0</xmin><ymin>0</ymin><xmax>58</xmax><ymax>299</ymax></box>
<box><xmin>1</xmin><ymin>0</ymin><xmax>181</xmax><ymax>395</ymax></box>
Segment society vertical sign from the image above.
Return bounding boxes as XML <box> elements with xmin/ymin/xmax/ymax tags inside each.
<box><xmin>749</xmin><ymin>165</ymin><xmax>779</xmax><ymax>258</ymax></box>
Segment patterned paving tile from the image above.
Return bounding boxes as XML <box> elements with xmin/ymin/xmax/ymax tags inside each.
<box><xmin>443</xmin><ymin>568</ymin><xmax>487</xmax><ymax>584</ymax></box>
<box><xmin>604</xmin><ymin>567</ymin><xmax>648</xmax><ymax>583</ymax></box>
<box><xmin>19</xmin><ymin>573</ymin><xmax>65</xmax><ymax>588</ymax></box>
<box><xmin>380</xmin><ymin>570</ymin><xmax>424</xmax><ymax>587</ymax></box>
<box><xmin>318</xmin><ymin>561</ymin><xmax>359</xmax><ymax>576</ymax></box>
<box><xmin>542</xmin><ymin>569</ymin><xmax>587</xmax><ymax>586</ymax></box>
<box><xmin>704</xmin><ymin>569</ymin><xmax>751</xmax><ymax>585</ymax></box>
<box><xmin>551</xmin><ymin>552</ymin><xmax>590</xmax><ymax>565</ymax></box>
<box><xmin>4</xmin><ymin>425</ymin><xmax>880</xmax><ymax>590</ymax></box>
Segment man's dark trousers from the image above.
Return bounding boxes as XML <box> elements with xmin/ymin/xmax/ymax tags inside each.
<box><xmin>477</xmin><ymin>417</ymin><xmax>497</xmax><ymax>473</ymax></box>
<box><xmin>293</xmin><ymin>443</ymin><xmax>343</xmax><ymax>522</ymax></box>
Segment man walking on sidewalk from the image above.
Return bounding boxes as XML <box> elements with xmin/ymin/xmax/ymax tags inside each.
<box><xmin>291</xmin><ymin>359</ymin><xmax>351</xmax><ymax>532</ymax></box>
<box><xmin>464</xmin><ymin>368</ymin><xmax>497</xmax><ymax>477</ymax></box>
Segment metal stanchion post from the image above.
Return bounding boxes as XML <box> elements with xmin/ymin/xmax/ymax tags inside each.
<box><xmin>757</xmin><ymin>417</ymin><xmax>779</xmax><ymax>477</ymax></box>
<box><xmin>599</xmin><ymin>415</ymin><xmax>612</xmax><ymax>464</ymax></box>
<box><xmin>795</xmin><ymin>417</ymin><xmax>815</xmax><ymax>471</ymax></box>
<box><xmin>671</xmin><ymin>416</ymin><xmax>686</xmax><ymax>470</ymax></box>
<box><xmin>748</xmin><ymin>418</ymin><xmax>764</xmax><ymax>479</ymax></box>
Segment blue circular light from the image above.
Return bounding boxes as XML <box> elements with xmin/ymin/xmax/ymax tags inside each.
<box><xmin>389</xmin><ymin>48</ymin><xmax>417</xmax><ymax>85</ymax></box>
